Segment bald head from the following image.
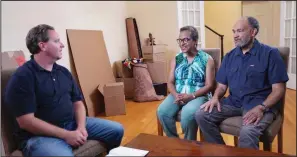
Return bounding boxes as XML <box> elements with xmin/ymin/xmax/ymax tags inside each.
<box><xmin>232</xmin><ymin>16</ymin><xmax>259</xmax><ymax>48</ymax></box>
<box><xmin>235</xmin><ymin>16</ymin><xmax>259</xmax><ymax>35</ymax></box>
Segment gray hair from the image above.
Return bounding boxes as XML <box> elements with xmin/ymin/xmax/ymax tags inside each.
<box><xmin>180</xmin><ymin>26</ymin><xmax>199</xmax><ymax>42</ymax></box>
<box><xmin>26</xmin><ymin>24</ymin><xmax>55</xmax><ymax>55</ymax></box>
<box><xmin>246</xmin><ymin>16</ymin><xmax>260</xmax><ymax>36</ymax></box>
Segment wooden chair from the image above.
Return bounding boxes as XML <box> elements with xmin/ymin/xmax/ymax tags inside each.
<box><xmin>156</xmin><ymin>48</ymin><xmax>222</xmax><ymax>140</ymax></box>
<box><xmin>218</xmin><ymin>47</ymin><xmax>290</xmax><ymax>153</ymax></box>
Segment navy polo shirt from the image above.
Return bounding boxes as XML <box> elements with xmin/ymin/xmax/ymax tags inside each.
<box><xmin>216</xmin><ymin>39</ymin><xmax>289</xmax><ymax>111</ymax></box>
<box><xmin>4</xmin><ymin>56</ymin><xmax>83</xmax><ymax>142</ymax></box>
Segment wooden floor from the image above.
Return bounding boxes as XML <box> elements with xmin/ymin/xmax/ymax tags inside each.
<box><xmin>98</xmin><ymin>89</ymin><xmax>296</xmax><ymax>156</ymax></box>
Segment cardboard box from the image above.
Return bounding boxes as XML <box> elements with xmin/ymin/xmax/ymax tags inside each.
<box><xmin>67</xmin><ymin>29</ymin><xmax>116</xmax><ymax>117</ymax></box>
<box><xmin>142</xmin><ymin>44</ymin><xmax>167</xmax><ymax>54</ymax></box>
<box><xmin>115</xmin><ymin>78</ymin><xmax>135</xmax><ymax>99</ymax></box>
<box><xmin>142</xmin><ymin>44</ymin><xmax>167</xmax><ymax>62</ymax></box>
<box><xmin>143</xmin><ymin>52</ymin><xmax>166</xmax><ymax>62</ymax></box>
<box><xmin>146</xmin><ymin>61</ymin><xmax>168</xmax><ymax>84</ymax></box>
<box><xmin>101</xmin><ymin>82</ymin><xmax>126</xmax><ymax>116</ymax></box>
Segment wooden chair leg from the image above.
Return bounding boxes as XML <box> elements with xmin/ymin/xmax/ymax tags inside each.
<box><xmin>277</xmin><ymin>127</ymin><xmax>283</xmax><ymax>153</ymax></box>
<box><xmin>234</xmin><ymin>136</ymin><xmax>238</xmax><ymax>147</ymax></box>
<box><xmin>198</xmin><ymin>128</ymin><xmax>204</xmax><ymax>141</ymax></box>
<box><xmin>263</xmin><ymin>139</ymin><xmax>272</xmax><ymax>151</ymax></box>
<box><xmin>157</xmin><ymin>114</ymin><xmax>163</xmax><ymax>136</ymax></box>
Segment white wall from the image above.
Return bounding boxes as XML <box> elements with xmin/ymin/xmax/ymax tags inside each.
<box><xmin>126</xmin><ymin>1</ymin><xmax>180</xmax><ymax>76</ymax></box>
<box><xmin>1</xmin><ymin>1</ymin><xmax>129</xmax><ymax>70</ymax></box>
<box><xmin>126</xmin><ymin>1</ymin><xmax>180</xmax><ymax>57</ymax></box>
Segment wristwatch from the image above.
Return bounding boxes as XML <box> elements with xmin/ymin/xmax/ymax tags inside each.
<box><xmin>260</xmin><ymin>103</ymin><xmax>269</xmax><ymax>112</ymax></box>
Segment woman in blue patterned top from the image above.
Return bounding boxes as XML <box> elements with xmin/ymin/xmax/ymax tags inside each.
<box><xmin>157</xmin><ymin>26</ymin><xmax>215</xmax><ymax>141</ymax></box>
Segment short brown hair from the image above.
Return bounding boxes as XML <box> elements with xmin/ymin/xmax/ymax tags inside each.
<box><xmin>26</xmin><ymin>24</ymin><xmax>55</xmax><ymax>55</ymax></box>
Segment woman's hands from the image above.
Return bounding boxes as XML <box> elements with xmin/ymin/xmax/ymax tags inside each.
<box><xmin>174</xmin><ymin>93</ymin><xmax>195</xmax><ymax>105</ymax></box>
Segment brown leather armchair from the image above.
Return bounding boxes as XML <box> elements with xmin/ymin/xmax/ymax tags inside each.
<box><xmin>156</xmin><ymin>48</ymin><xmax>222</xmax><ymax>140</ymax></box>
<box><xmin>1</xmin><ymin>51</ymin><xmax>107</xmax><ymax>156</ymax></box>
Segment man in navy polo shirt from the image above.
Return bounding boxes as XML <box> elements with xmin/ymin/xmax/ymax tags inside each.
<box><xmin>5</xmin><ymin>24</ymin><xmax>124</xmax><ymax>156</ymax></box>
<box><xmin>195</xmin><ymin>16</ymin><xmax>288</xmax><ymax>149</ymax></box>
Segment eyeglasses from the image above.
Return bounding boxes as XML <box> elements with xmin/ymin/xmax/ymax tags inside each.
<box><xmin>176</xmin><ymin>38</ymin><xmax>192</xmax><ymax>44</ymax></box>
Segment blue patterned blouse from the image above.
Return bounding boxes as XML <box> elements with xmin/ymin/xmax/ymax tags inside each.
<box><xmin>174</xmin><ymin>50</ymin><xmax>212</xmax><ymax>99</ymax></box>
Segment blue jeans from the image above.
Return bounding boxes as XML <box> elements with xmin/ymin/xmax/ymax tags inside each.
<box><xmin>157</xmin><ymin>94</ymin><xmax>208</xmax><ymax>140</ymax></box>
<box><xmin>21</xmin><ymin>117</ymin><xmax>124</xmax><ymax>156</ymax></box>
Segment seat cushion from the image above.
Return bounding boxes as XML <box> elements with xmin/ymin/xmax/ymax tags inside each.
<box><xmin>219</xmin><ymin>114</ymin><xmax>283</xmax><ymax>143</ymax></box>
<box><xmin>177</xmin><ymin>110</ymin><xmax>282</xmax><ymax>143</ymax></box>
<box><xmin>219</xmin><ymin>116</ymin><xmax>242</xmax><ymax>136</ymax></box>
<box><xmin>9</xmin><ymin>140</ymin><xmax>106</xmax><ymax>157</ymax></box>
<box><xmin>73</xmin><ymin>140</ymin><xmax>106</xmax><ymax>156</ymax></box>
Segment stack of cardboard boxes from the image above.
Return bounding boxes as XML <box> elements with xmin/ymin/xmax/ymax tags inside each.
<box><xmin>142</xmin><ymin>44</ymin><xmax>168</xmax><ymax>96</ymax></box>
<box><xmin>115</xmin><ymin>44</ymin><xmax>169</xmax><ymax>100</ymax></box>
<box><xmin>114</xmin><ymin>62</ymin><xmax>135</xmax><ymax>99</ymax></box>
